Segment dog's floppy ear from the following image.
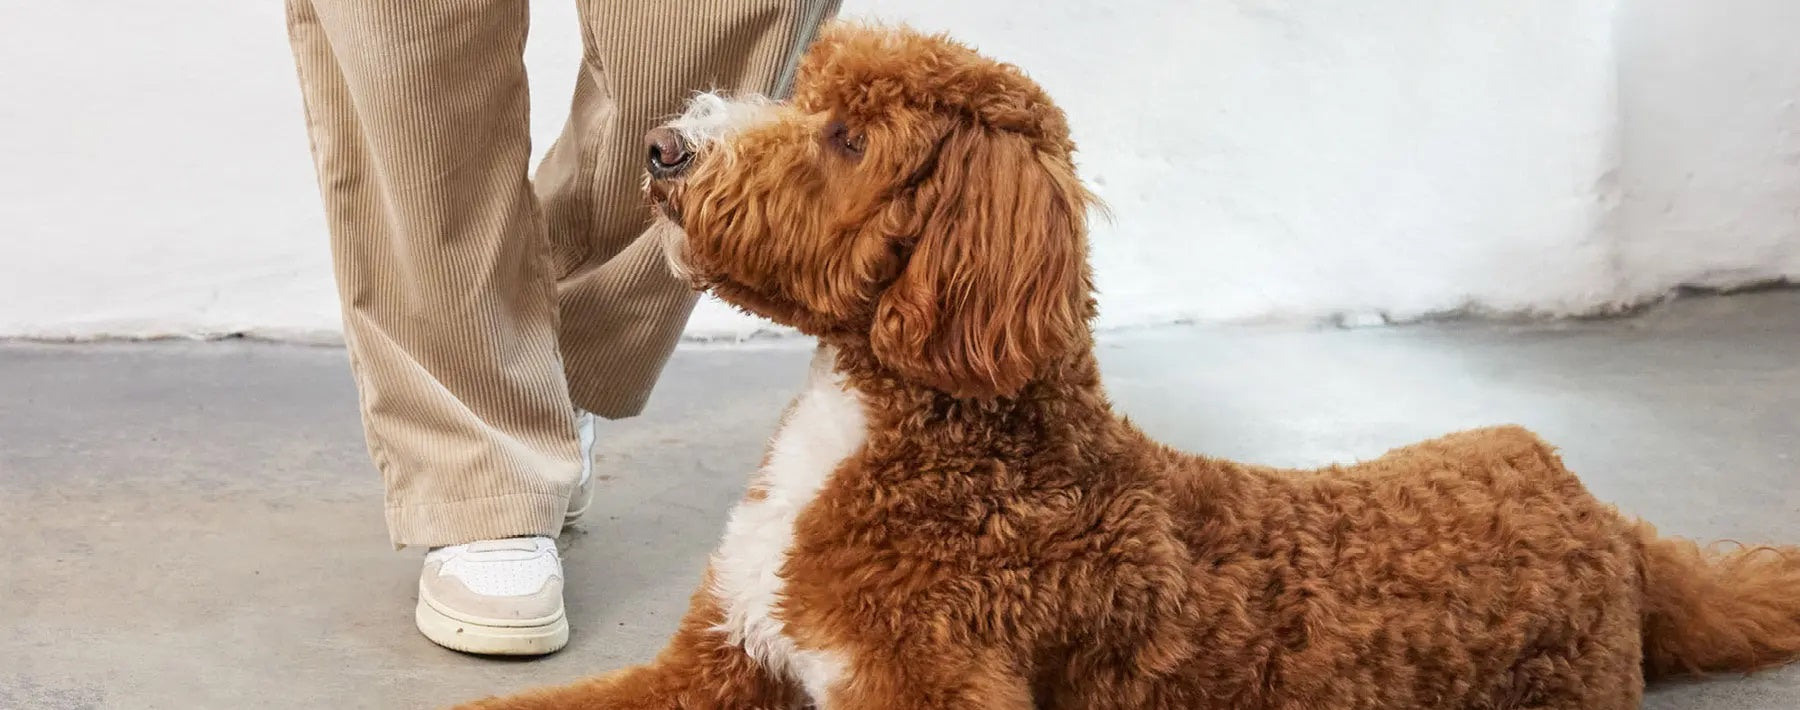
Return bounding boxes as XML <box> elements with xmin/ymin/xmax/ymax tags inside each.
<box><xmin>870</xmin><ymin>125</ymin><xmax>1092</xmax><ymax>399</ymax></box>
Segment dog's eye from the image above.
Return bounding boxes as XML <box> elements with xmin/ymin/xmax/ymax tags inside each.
<box><xmin>825</xmin><ymin>119</ymin><xmax>865</xmax><ymax>158</ymax></box>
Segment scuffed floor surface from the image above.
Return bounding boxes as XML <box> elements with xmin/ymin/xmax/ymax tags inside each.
<box><xmin>3</xmin><ymin>291</ymin><xmax>1797</xmax><ymax>709</ymax></box>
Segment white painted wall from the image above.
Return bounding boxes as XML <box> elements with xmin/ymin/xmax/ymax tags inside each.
<box><xmin>0</xmin><ymin>3</ymin><xmax>336</xmax><ymax>340</ymax></box>
<box><xmin>0</xmin><ymin>1</ymin><xmax>1793</xmax><ymax>341</ymax></box>
<box><xmin>1615</xmin><ymin>0</ymin><xmax>1800</xmax><ymax>298</ymax></box>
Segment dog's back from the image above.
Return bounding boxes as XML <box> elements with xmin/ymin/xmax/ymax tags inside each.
<box><xmin>1093</xmin><ymin>424</ymin><xmax>1800</xmax><ymax>709</ymax></box>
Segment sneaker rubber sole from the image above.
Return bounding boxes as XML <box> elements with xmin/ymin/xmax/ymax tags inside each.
<box><xmin>415</xmin><ymin>583</ymin><xmax>570</xmax><ymax>656</ymax></box>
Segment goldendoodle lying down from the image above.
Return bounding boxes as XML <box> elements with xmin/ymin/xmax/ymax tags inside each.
<box><xmin>459</xmin><ymin>23</ymin><xmax>1800</xmax><ymax>710</ymax></box>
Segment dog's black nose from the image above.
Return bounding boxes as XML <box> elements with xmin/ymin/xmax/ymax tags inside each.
<box><xmin>646</xmin><ymin>127</ymin><xmax>692</xmax><ymax>179</ymax></box>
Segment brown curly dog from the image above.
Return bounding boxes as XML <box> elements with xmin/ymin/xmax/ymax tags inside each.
<box><xmin>457</xmin><ymin>23</ymin><xmax>1800</xmax><ymax>710</ymax></box>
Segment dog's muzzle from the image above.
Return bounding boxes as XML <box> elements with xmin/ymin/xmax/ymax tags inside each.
<box><xmin>646</xmin><ymin>127</ymin><xmax>693</xmax><ymax>179</ymax></box>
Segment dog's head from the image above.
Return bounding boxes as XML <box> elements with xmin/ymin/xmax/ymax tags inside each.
<box><xmin>647</xmin><ymin>23</ymin><xmax>1096</xmax><ymax>399</ymax></box>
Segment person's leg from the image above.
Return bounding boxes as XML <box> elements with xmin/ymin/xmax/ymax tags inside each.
<box><xmin>286</xmin><ymin>0</ymin><xmax>578</xmax><ymax>547</ymax></box>
<box><xmin>542</xmin><ymin>0</ymin><xmax>843</xmax><ymax>418</ymax></box>
<box><xmin>285</xmin><ymin>0</ymin><xmax>580</xmax><ymax>654</ymax></box>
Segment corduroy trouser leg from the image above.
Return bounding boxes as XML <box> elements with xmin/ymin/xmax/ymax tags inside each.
<box><xmin>285</xmin><ymin>0</ymin><xmax>839</xmax><ymax>547</ymax></box>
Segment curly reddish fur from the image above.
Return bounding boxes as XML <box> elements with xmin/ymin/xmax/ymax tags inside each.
<box><xmin>456</xmin><ymin>22</ymin><xmax>1800</xmax><ymax>710</ymax></box>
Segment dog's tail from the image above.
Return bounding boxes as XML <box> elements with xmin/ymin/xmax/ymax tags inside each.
<box><xmin>1638</xmin><ymin>521</ymin><xmax>1800</xmax><ymax>679</ymax></box>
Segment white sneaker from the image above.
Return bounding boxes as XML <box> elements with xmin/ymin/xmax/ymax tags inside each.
<box><xmin>415</xmin><ymin>536</ymin><xmax>569</xmax><ymax>655</ymax></box>
<box><xmin>564</xmin><ymin>410</ymin><xmax>597</xmax><ymax>526</ymax></box>
<box><xmin>413</xmin><ymin>413</ymin><xmax>593</xmax><ymax>654</ymax></box>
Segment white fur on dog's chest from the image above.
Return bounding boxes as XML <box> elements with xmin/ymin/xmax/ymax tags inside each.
<box><xmin>710</xmin><ymin>348</ymin><xmax>864</xmax><ymax>704</ymax></box>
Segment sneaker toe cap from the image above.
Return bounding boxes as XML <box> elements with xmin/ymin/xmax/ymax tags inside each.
<box><xmin>421</xmin><ymin>569</ymin><xmax>564</xmax><ymax>625</ymax></box>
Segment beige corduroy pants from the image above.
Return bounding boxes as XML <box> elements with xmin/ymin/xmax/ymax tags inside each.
<box><xmin>285</xmin><ymin>0</ymin><xmax>839</xmax><ymax>547</ymax></box>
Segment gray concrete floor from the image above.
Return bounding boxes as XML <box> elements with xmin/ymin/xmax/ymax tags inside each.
<box><xmin>4</xmin><ymin>291</ymin><xmax>1799</xmax><ymax>710</ymax></box>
